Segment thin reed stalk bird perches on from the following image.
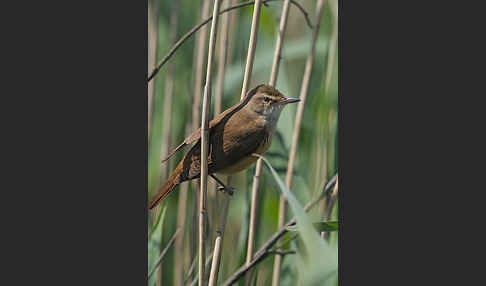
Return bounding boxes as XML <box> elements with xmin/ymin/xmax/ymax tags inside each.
<box><xmin>148</xmin><ymin>84</ymin><xmax>300</xmax><ymax>209</ymax></box>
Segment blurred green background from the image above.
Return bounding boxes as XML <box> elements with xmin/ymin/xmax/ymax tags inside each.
<box><xmin>148</xmin><ymin>0</ymin><xmax>338</xmax><ymax>285</ymax></box>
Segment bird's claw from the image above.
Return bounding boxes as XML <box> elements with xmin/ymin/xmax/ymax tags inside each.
<box><xmin>217</xmin><ymin>186</ymin><xmax>235</xmax><ymax>196</ymax></box>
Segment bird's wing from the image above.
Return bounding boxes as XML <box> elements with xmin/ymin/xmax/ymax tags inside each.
<box><xmin>223</xmin><ymin>125</ymin><xmax>266</xmax><ymax>159</ymax></box>
<box><xmin>161</xmin><ymin>104</ymin><xmax>240</xmax><ymax>164</ymax></box>
<box><xmin>177</xmin><ymin>124</ymin><xmax>266</xmax><ymax>180</ymax></box>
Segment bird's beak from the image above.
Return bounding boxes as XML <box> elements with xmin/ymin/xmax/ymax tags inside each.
<box><xmin>282</xmin><ymin>97</ymin><xmax>301</xmax><ymax>105</ymax></box>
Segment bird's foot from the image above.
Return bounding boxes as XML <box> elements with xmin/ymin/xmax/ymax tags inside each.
<box><xmin>210</xmin><ymin>174</ymin><xmax>235</xmax><ymax>196</ymax></box>
<box><xmin>217</xmin><ymin>185</ymin><xmax>235</xmax><ymax>196</ymax></box>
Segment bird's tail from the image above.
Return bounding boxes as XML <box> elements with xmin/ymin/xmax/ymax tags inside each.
<box><xmin>148</xmin><ymin>168</ymin><xmax>181</xmax><ymax>209</ymax></box>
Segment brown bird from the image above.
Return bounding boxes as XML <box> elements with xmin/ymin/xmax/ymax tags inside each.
<box><xmin>148</xmin><ymin>84</ymin><xmax>300</xmax><ymax>209</ymax></box>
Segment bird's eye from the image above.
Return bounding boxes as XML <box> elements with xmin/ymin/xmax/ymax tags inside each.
<box><xmin>264</xmin><ymin>96</ymin><xmax>271</xmax><ymax>103</ymax></box>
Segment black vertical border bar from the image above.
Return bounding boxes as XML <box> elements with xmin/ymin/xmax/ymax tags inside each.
<box><xmin>3</xmin><ymin>0</ymin><xmax>149</xmax><ymax>284</ymax></box>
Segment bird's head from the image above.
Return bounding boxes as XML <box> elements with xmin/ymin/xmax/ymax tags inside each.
<box><xmin>245</xmin><ymin>84</ymin><xmax>300</xmax><ymax>124</ymax></box>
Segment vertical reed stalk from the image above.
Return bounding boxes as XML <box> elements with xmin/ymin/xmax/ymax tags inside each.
<box><xmin>160</xmin><ymin>1</ymin><xmax>180</xmax><ymax>181</ymax></box>
<box><xmin>246</xmin><ymin>157</ymin><xmax>262</xmax><ymax>264</ymax></box>
<box><xmin>320</xmin><ymin>0</ymin><xmax>337</xmax><ymax>236</ymax></box>
<box><xmin>207</xmin><ymin>183</ymin><xmax>217</xmax><ymax>251</ymax></box>
<box><xmin>245</xmin><ymin>159</ymin><xmax>262</xmax><ymax>286</ymax></box>
<box><xmin>157</xmin><ymin>4</ymin><xmax>180</xmax><ymax>280</ymax></box>
<box><xmin>208</xmin><ymin>0</ymin><xmax>234</xmax><ymax>249</ymax></box>
<box><xmin>199</xmin><ymin>1</ymin><xmax>222</xmax><ymax>286</ymax></box>
<box><xmin>269</xmin><ymin>0</ymin><xmax>292</xmax><ymax>86</ymax></box>
<box><xmin>247</xmin><ymin>1</ymin><xmax>291</xmax><ymax>284</ymax></box>
<box><xmin>147</xmin><ymin>0</ymin><xmax>159</xmax><ymax>139</ymax></box>
<box><xmin>272</xmin><ymin>0</ymin><xmax>327</xmax><ymax>285</ymax></box>
<box><xmin>148</xmin><ymin>1</ymin><xmax>162</xmax><ymax>284</ymax></box>
<box><xmin>191</xmin><ymin>180</ymin><xmax>199</xmax><ymax>281</ymax></box>
<box><xmin>208</xmin><ymin>179</ymin><xmax>230</xmax><ymax>286</ymax></box>
<box><xmin>223</xmin><ymin>0</ymin><xmax>263</xmax><ymax>283</ymax></box>
<box><xmin>324</xmin><ymin>0</ymin><xmax>338</xmax><ymax>94</ymax></box>
<box><xmin>192</xmin><ymin>0</ymin><xmax>211</xmax><ymax>131</ymax></box>
<box><xmin>325</xmin><ymin>1</ymin><xmax>338</xmax><ymax>206</ymax></box>
<box><xmin>239</xmin><ymin>0</ymin><xmax>263</xmax><ymax>100</ymax></box>
<box><xmin>216</xmin><ymin>0</ymin><xmax>291</xmax><ymax>284</ymax></box>
<box><xmin>174</xmin><ymin>123</ymin><xmax>193</xmax><ymax>286</ymax></box>
<box><xmin>226</xmin><ymin>1</ymin><xmax>239</xmax><ymax>74</ymax></box>
<box><xmin>208</xmin><ymin>4</ymin><xmax>228</xmax><ymax>244</ymax></box>
<box><xmin>173</xmin><ymin>183</ymin><xmax>189</xmax><ymax>286</ymax></box>
<box><xmin>214</xmin><ymin>0</ymin><xmax>232</xmax><ymax>116</ymax></box>
<box><xmin>207</xmin><ymin>1</ymin><xmax>234</xmax><ymax>284</ymax></box>
<box><xmin>241</xmin><ymin>0</ymin><xmax>264</xmax><ymax>269</ymax></box>
<box><xmin>190</xmin><ymin>1</ymin><xmax>211</xmax><ymax>281</ymax></box>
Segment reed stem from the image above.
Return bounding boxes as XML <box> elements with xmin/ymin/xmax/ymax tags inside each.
<box><xmin>191</xmin><ymin>1</ymin><xmax>211</xmax><ymax>281</ymax></box>
<box><xmin>208</xmin><ymin>185</ymin><xmax>230</xmax><ymax>286</ymax></box>
<box><xmin>272</xmin><ymin>1</ymin><xmax>328</xmax><ymax>284</ymax></box>
<box><xmin>199</xmin><ymin>0</ymin><xmax>222</xmax><ymax>285</ymax></box>
<box><xmin>160</xmin><ymin>0</ymin><xmax>180</xmax><ymax>181</ymax></box>
<box><xmin>238</xmin><ymin>2</ymin><xmax>264</xmax><ymax>282</ymax></box>
<box><xmin>222</xmin><ymin>175</ymin><xmax>337</xmax><ymax>286</ymax></box>
<box><xmin>147</xmin><ymin>0</ymin><xmax>313</xmax><ymax>83</ymax></box>
<box><xmin>247</xmin><ymin>1</ymin><xmax>292</xmax><ymax>284</ymax></box>
<box><xmin>239</xmin><ymin>0</ymin><xmax>263</xmax><ymax>100</ymax></box>
<box><xmin>207</xmin><ymin>0</ymin><xmax>235</xmax><ymax>284</ymax></box>
<box><xmin>147</xmin><ymin>0</ymin><xmax>159</xmax><ymax>139</ymax></box>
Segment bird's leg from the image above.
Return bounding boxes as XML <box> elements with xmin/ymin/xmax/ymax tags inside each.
<box><xmin>210</xmin><ymin>174</ymin><xmax>235</xmax><ymax>196</ymax></box>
